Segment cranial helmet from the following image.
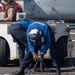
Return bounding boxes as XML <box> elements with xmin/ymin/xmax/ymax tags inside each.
<box><xmin>28</xmin><ymin>29</ymin><xmax>42</xmax><ymax>42</ymax></box>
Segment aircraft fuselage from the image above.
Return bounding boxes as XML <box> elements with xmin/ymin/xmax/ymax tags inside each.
<box><xmin>24</xmin><ymin>0</ymin><xmax>75</xmax><ymax>21</ymax></box>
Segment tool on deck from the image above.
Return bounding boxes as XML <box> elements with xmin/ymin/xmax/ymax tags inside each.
<box><xmin>26</xmin><ymin>52</ymin><xmax>46</xmax><ymax>74</ymax></box>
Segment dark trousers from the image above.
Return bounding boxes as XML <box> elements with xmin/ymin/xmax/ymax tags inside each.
<box><xmin>9</xmin><ymin>24</ymin><xmax>41</xmax><ymax>69</ymax></box>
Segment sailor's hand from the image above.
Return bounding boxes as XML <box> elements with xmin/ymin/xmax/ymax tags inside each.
<box><xmin>32</xmin><ymin>53</ymin><xmax>38</xmax><ymax>62</ymax></box>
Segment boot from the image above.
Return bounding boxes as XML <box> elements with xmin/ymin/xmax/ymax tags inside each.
<box><xmin>12</xmin><ymin>68</ymin><xmax>24</xmax><ymax>75</ymax></box>
<box><xmin>56</xmin><ymin>67</ymin><xmax>61</xmax><ymax>75</ymax></box>
<box><xmin>40</xmin><ymin>61</ymin><xmax>46</xmax><ymax>72</ymax></box>
<box><xmin>26</xmin><ymin>69</ymin><xmax>32</xmax><ymax>74</ymax></box>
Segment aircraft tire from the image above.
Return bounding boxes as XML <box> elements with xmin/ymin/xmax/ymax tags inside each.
<box><xmin>57</xmin><ymin>36</ymin><xmax>68</xmax><ymax>67</ymax></box>
<box><xmin>0</xmin><ymin>38</ymin><xmax>7</xmax><ymax>66</ymax></box>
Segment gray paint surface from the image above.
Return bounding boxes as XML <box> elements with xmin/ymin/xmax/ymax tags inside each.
<box><xmin>24</xmin><ymin>0</ymin><xmax>75</xmax><ymax>20</ymax></box>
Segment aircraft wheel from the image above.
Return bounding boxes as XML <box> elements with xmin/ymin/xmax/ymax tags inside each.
<box><xmin>57</xmin><ymin>36</ymin><xmax>68</xmax><ymax>66</ymax></box>
<box><xmin>0</xmin><ymin>38</ymin><xmax>7</xmax><ymax>66</ymax></box>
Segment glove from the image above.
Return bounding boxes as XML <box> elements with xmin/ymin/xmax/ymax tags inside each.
<box><xmin>32</xmin><ymin>53</ymin><xmax>38</xmax><ymax>62</ymax></box>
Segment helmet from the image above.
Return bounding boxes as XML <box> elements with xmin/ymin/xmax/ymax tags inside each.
<box><xmin>28</xmin><ymin>29</ymin><xmax>42</xmax><ymax>43</ymax></box>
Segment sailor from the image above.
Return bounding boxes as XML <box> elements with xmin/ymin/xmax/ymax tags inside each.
<box><xmin>27</xmin><ymin>21</ymin><xmax>61</xmax><ymax>75</ymax></box>
<box><xmin>9</xmin><ymin>18</ymin><xmax>32</xmax><ymax>75</ymax></box>
<box><xmin>3</xmin><ymin>0</ymin><xmax>16</xmax><ymax>21</ymax></box>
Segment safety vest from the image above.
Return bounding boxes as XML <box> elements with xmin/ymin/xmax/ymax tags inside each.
<box><xmin>4</xmin><ymin>4</ymin><xmax>16</xmax><ymax>21</ymax></box>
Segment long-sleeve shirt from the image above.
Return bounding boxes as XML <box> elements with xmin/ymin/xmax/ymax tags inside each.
<box><xmin>12</xmin><ymin>19</ymin><xmax>33</xmax><ymax>54</ymax></box>
<box><xmin>27</xmin><ymin>21</ymin><xmax>52</xmax><ymax>54</ymax></box>
<box><xmin>12</xmin><ymin>18</ymin><xmax>32</xmax><ymax>30</ymax></box>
